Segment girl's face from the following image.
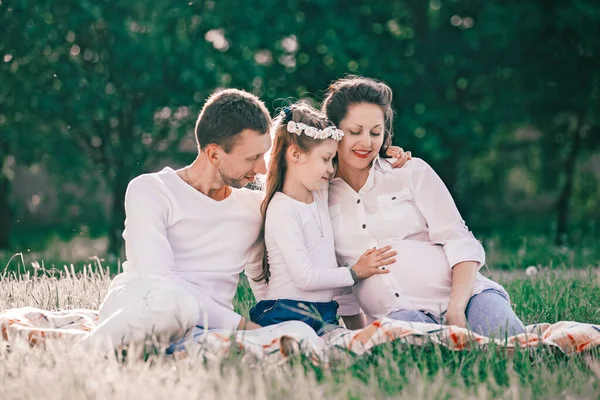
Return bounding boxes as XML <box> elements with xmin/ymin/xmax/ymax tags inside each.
<box><xmin>337</xmin><ymin>103</ymin><xmax>385</xmax><ymax>171</ymax></box>
<box><xmin>294</xmin><ymin>139</ymin><xmax>338</xmax><ymax>192</ymax></box>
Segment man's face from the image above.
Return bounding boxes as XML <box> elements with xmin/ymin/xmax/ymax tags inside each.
<box><xmin>217</xmin><ymin>129</ymin><xmax>272</xmax><ymax>188</ymax></box>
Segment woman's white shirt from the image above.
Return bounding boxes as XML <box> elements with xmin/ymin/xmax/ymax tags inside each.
<box><xmin>262</xmin><ymin>191</ymin><xmax>354</xmax><ymax>302</ymax></box>
<box><xmin>328</xmin><ymin>157</ymin><xmax>507</xmax><ymax>321</ymax></box>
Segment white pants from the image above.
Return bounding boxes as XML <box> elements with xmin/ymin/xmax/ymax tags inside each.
<box><xmin>76</xmin><ymin>278</ymin><xmax>200</xmax><ymax>351</ymax></box>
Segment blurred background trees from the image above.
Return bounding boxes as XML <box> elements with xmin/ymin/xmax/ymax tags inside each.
<box><xmin>1</xmin><ymin>0</ymin><xmax>599</xmax><ymax>258</ymax></box>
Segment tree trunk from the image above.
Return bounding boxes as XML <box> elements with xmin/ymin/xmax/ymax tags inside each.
<box><xmin>555</xmin><ymin>128</ymin><xmax>583</xmax><ymax>245</ymax></box>
<box><xmin>0</xmin><ymin>141</ymin><xmax>12</xmax><ymax>249</ymax></box>
<box><xmin>105</xmin><ymin>106</ymin><xmax>139</xmax><ymax>258</ymax></box>
<box><xmin>0</xmin><ymin>174</ymin><xmax>11</xmax><ymax>250</ymax></box>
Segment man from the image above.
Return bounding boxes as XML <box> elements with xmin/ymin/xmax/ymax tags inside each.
<box><xmin>77</xmin><ymin>88</ymin><xmax>409</xmax><ymax>350</ymax></box>
<box><xmin>78</xmin><ymin>89</ymin><xmax>271</xmax><ymax>349</ymax></box>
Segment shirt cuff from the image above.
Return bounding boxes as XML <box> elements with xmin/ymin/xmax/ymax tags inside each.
<box><xmin>341</xmin><ymin>267</ymin><xmax>356</xmax><ymax>287</ymax></box>
<box><xmin>444</xmin><ymin>239</ymin><xmax>486</xmax><ymax>270</ymax></box>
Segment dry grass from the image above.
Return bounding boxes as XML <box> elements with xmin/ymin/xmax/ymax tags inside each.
<box><xmin>0</xmin><ymin>260</ymin><xmax>599</xmax><ymax>399</ymax></box>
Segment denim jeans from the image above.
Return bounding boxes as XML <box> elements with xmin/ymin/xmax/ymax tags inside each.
<box><xmin>387</xmin><ymin>289</ymin><xmax>526</xmax><ymax>338</ymax></box>
<box><xmin>250</xmin><ymin>299</ymin><xmax>340</xmax><ymax>336</ymax></box>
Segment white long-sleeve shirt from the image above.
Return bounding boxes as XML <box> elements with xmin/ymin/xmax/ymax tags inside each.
<box><xmin>328</xmin><ymin>157</ymin><xmax>507</xmax><ymax>321</ymax></box>
<box><xmin>109</xmin><ymin>167</ymin><xmax>264</xmax><ymax>330</ymax></box>
<box><xmin>253</xmin><ymin>191</ymin><xmax>354</xmax><ymax>302</ymax></box>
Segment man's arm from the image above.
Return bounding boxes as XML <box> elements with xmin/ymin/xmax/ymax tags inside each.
<box><xmin>122</xmin><ymin>177</ymin><xmax>180</xmax><ymax>280</ymax></box>
<box><xmin>243</xmin><ymin>238</ymin><xmax>268</xmax><ymax>302</ymax></box>
<box><xmin>236</xmin><ymin>318</ymin><xmax>262</xmax><ymax>330</ymax></box>
<box><xmin>241</xmin><ymin>238</ymin><xmax>267</xmax><ymax>330</ymax></box>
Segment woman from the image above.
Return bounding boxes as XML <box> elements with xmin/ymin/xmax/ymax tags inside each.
<box><xmin>321</xmin><ymin>76</ymin><xmax>525</xmax><ymax>337</ymax></box>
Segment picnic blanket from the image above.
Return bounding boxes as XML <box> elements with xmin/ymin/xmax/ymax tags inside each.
<box><xmin>1</xmin><ymin>307</ymin><xmax>599</xmax><ymax>364</ymax></box>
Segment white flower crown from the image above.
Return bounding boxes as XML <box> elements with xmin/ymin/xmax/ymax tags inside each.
<box><xmin>286</xmin><ymin>121</ymin><xmax>345</xmax><ymax>141</ymax></box>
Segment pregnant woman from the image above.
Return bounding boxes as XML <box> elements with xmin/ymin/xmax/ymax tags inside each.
<box><xmin>321</xmin><ymin>76</ymin><xmax>525</xmax><ymax>337</ymax></box>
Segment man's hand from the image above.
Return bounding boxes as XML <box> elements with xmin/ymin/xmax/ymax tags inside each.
<box><xmin>385</xmin><ymin>146</ymin><xmax>412</xmax><ymax>168</ymax></box>
<box><xmin>237</xmin><ymin>317</ymin><xmax>262</xmax><ymax>330</ymax></box>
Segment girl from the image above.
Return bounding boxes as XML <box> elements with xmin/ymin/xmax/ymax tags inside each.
<box><xmin>322</xmin><ymin>76</ymin><xmax>526</xmax><ymax>337</ymax></box>
<box><xmin>248</xmin><ymin>102</ymin><xmax>397</xmax><ymax>336</ymax></box>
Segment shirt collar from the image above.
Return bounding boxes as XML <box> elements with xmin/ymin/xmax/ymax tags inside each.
<box><xmin>374</xmin><ymin>155</ymin><xmax>395</xmax><ymax>173</ymax></box>
<box><xmin>331</xmin><ymin>155</ymin><xmax>394</xmax><ymax>193</ymax></box>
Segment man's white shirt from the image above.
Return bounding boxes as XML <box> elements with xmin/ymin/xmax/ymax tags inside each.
<box><xmin>112</xmin><ymin>167</ymin><xmax>264</xmax><ymax>329</ymax></box>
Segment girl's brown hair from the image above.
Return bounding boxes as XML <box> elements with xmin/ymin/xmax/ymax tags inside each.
<box><xmin>255</xmin><ymin>102</ymin><xmax>335</xmax><ymax>283</ymax></box>
<box><xmin>321</xmin><ymin>75</ymin><xmax>395</xmax><ymax>158</ymax></box>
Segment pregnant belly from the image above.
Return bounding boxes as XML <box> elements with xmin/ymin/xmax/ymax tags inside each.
<box><xmin>388</xmin><ymin>240</ymin><xmax>453</xmax><ymax>313</ymax></box>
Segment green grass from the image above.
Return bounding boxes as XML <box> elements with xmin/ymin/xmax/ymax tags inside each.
<box><xmin>217</xmin><ymin>269</ymin><xmax>600</xmax><ymax>398</ymax></box>
<box><xmin>482</xmin><ymin>233</ymin><xmax>599</xmax><ymax>271</ymax></box>
<box><xmin>507</xmin><ymin>270</ymin><xmax>600</xmax><ymax>325</ymax></box>
<box><xmin>1</xmin><ymin>252</ymin><xmax>599</xmax><ymax>398</ymax></box>
<box><xmin>280</xmin><ymin>269</ymin><xmax>600</xmax><ymax>398</ymax></box>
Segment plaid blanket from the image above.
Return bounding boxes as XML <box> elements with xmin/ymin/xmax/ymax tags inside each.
<box><xmin>1</xmin><ymin>307</ymin><xmax>599</xmax><ymax>363</ymax></box>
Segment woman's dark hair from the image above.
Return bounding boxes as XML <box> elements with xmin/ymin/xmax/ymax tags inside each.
<box><xmin>321</xmin><ymin>75</ymin><xmax>394</xmax><ymax>157</ymax></box>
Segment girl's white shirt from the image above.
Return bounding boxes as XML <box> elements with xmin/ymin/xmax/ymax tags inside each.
<box><xmin>257</xmin><ymin>191</ymin><xmax>354</xmax><ymax>303</ymax></box>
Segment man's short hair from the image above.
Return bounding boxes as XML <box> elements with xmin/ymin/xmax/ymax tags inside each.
<box><xmin>195</xmin><ymin>89</ymin><xmax>271</xmax><ymax>153</ymax></box>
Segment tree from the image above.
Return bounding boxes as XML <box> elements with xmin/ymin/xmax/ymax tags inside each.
<box><xmin>508</xmin><ymin>0</ymin><xmax>600</xmax><ymax>243</ymax></box>
<box><xmin>2</xmin><ymin>1</ymin><xmax>226</xmax><ymax>253</ymax></box>
<box><xmin>2</xmin><ymin>0</ymin><xmax>598</xmax><ymax>255</ymax></box>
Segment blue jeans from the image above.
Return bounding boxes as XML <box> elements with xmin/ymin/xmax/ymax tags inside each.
<box><xmin>387</xmin><ymin>289</ymin><xmax>526</xmax><ymax>337</ymax></box>
<box><xmin>250</xmin><ymin>299</ymin><xmax>340</xmax><ymax>336</ymax></box>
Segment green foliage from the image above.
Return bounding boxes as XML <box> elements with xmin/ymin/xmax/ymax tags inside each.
<box><xmin>1</xmin><ymin>0</ymin><xmax>600</xmax><ymax>252</ymax></box>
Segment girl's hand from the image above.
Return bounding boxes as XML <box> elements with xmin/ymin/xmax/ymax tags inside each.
<box><xmin>351</xmin><ymin>246</ymin><xmax>396</xmax><ymax>280</ymax></box>
<box><xmin>386</xmin><ymin>146</ymin><xmax>412</xmax><ymax>168</ymax></box>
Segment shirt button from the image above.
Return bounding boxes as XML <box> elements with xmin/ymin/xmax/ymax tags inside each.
<box><xmin>395</xmin><ymin>293</ymin><xmax>400</xmax><ymax>298</ymax></box>
<box><xmin>362</xmin><ymin>224</ymin><xmax>366</xmax><ymax>229</ymax></box>
<box><xmin>357</xmin><ymin>199</ymin><xmax>361</xmax><ymax>204</ymax></box>
<box><xmin>391</xmin><ymin>196</ymin><xmax>397</xmax><ymax>200</ymax></box>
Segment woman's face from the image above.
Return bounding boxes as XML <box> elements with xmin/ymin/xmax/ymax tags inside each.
<box><xmin>337</xmin><ymin>103</ymin><xmax>385</xmax><ymax>171</ymax></box>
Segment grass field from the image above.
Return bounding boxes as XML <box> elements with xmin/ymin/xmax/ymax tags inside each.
<box><xmin>0</xmin><ymin>255</ymin><xmax>599</xmax><ymax>399</ymax></box>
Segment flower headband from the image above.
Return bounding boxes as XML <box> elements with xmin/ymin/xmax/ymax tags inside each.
<box><xmin>282</xmin><ymin>107</ymin><xmax>345</xmax><ymax>141</ymax></box>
